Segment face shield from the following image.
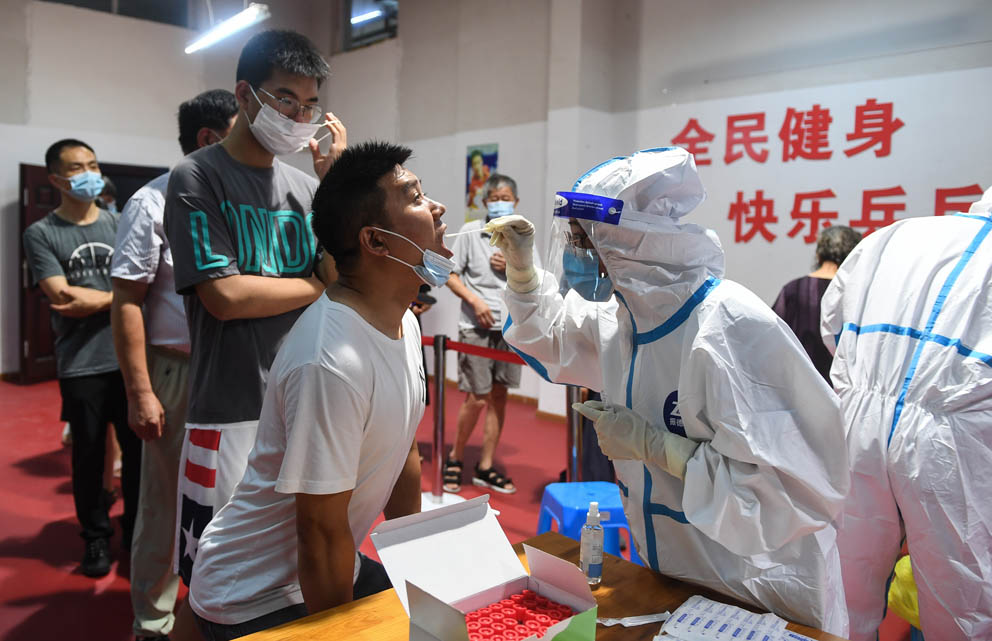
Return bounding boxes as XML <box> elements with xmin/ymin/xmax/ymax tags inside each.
<box><xmin>540</xmin><ymin>147</ymin><xmax>709</xmax><ymax>312</ymax></box>
<box><xmin>542</xmin><ymin>190</ymin><xmax>624</xmax><ymax>304</ymax></box>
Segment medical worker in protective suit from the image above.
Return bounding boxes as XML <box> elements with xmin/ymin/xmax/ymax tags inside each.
<box><xmin>489</xmin><ymin>147</ymin><xmax>850</xmax><ymax>635</ymax></box>
<box><xmin>821</xmin><ymin>187</ymin><xmax>992</xmax><ymax>641</ymax></box>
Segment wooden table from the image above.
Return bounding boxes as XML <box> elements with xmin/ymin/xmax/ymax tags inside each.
<box><xmin>244</xmin><ymin>531</ymin><xmax>849</xmax><ymax>640</ymax></box>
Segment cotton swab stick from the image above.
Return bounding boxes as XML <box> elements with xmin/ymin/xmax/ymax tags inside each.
<box><xmin>445</xmin><ymin>228</ymin><xmax>483</xmax><ymax>238</ymax></box>
<box><xmin>447</xmin><ymin>220</ymin><xmax>504</xmax><ymax>237</ymax></box>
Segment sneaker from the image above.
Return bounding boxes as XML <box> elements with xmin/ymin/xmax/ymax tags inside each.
<box><xmin>81</xmin><ymin>538</ymin><xmax>111</xmax><ymax>577</ymax></box>
<box><xmin>61</xmin><ymin>423</ymin><xmax>72</xmax><ymax>446</ymax></box>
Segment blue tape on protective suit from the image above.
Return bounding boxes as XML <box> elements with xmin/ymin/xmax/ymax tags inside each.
<box><xmin>554</xmin><ymin>191</ymin><xmax>624</xmax><ymax>224</ymax></box>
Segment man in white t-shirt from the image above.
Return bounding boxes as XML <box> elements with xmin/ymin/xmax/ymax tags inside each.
<box><xmin>188</xmin><ymin>141</ymin><xmax>451</xmax><ymax>639</ymax></box>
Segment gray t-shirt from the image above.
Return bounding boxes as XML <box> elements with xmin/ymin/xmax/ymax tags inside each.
<box><xmin>451</xmin><ymin>219</ymin><xmax>507</xmax><ymax>330</ymax></box>
<box><xmin>165</xmin><ymin>144</ymin><xmax>319</xmax><ymax>426</ymax></box>
<box><xmin>451</xmin><ymin>218</ymin><xmax>542</xmax><ymax>331</ymax></box>
<box><xmin>22</xmin><ymin>210</ymin><xmax>120</xmax><ymax>378</ymax></box>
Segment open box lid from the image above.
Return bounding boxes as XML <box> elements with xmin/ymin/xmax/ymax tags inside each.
<box><xmin>370</xmin><ymin>495</ymin><xmax>527</xmax><ymax>614</ymax></box>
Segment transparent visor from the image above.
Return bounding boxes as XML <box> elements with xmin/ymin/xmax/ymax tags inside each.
<box><xmin>542</xmin><ymin>191</ymin><xmax>623</xmax><ymax>305</ymax></box>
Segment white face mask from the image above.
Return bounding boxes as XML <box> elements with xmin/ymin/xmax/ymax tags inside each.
<box><xmin>248</xmin><ymin>86</ymin><xmax>323</xmax><ymax>156</ymax></box>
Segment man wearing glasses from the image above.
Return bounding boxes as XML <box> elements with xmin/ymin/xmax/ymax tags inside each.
<box><xmin>164</xmin><ymin>29</ymin><xmax>345</xmax><ymax>600</ymax></box>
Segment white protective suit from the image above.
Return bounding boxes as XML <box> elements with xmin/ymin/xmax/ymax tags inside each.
<box><xmin>821</xmin><ymin>188</ymin><xmax>992</xmax><ymax>641</ymax></box>
<box><xmin>502</xmin><ymin>148</ymin><xmax>850</xmax><ymax>635</ymax></box>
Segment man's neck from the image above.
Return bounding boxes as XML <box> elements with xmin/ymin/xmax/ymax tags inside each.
<box><xmin>54</xmin><ymin>196</ymin><xmax>100</xmax><ymax>225</ymax></box>
<box><xmin>325</xmin><ymin>271</ymin><xmax>419</xmax><ymax>339</ymax></box>
<box><xmin>221</xmin><ymin>115</ymin><xmax>275</xmax><ymax>169</ymax></box>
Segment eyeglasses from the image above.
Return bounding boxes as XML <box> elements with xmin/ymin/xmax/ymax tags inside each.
<box><xmin>566</xmin><ymin>220</ymin><xmax>595</xmax><ymax>250</ymax></box>
<box><xmin>255</xmin><ymin>86</ymin><xmax>323</xmax><ymax>124</ymax></box>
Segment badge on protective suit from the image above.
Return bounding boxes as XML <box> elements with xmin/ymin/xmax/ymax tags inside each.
<box><xmin>554</xmin><ymin>191</ymin><xmax>624</xmax><ymax>224</ymax></box>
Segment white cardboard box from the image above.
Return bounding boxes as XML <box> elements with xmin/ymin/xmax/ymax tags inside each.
<box><xmin>370</xmin><ymin>495</ymin><xmax>598</xmax><ymax>641</ymax></box>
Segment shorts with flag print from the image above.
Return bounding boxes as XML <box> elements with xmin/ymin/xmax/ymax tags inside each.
<box><xmin>173</xmin><ymin>423</ymin><xmax>257</xmax><ymax>586</ymax></box>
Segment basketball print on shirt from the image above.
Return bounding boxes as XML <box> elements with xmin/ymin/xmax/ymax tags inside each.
<box><xmin>65</xmin><ymin>241</ymin><xmax>114</xmax><ymax>282</ymax></box>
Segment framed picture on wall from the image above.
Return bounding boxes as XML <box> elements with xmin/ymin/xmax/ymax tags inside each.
<box><xmin>465</xmin><ymin>143</ymin><xmax>498</xmax><ymax>221</ymax></box>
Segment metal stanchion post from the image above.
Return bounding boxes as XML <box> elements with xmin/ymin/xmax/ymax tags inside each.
<box><xmin>431</xmin><ymin>334</ymin><xmax>447</xmax><ymax>502</ymax></box>
<box><xmin>565</xmin><ymin>385</ymin><xmax>583</xmax><ymax>482</ymax></box>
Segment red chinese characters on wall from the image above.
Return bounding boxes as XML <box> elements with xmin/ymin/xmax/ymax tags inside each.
<box><xmin>934</xmin><ymin>185</ymin><xmax>984</xmax><ymax>217</ymax></box>
<box><xmin>728</xmin><ymin>190</ymin><xmax>777</xmax><ymax>243</ymax></box>
<box><xmin>671</xmin><ymin>118</ymin><xmax>716</xmax><ymax>166</ymax></box>
<box><xmin>844</xmin><ymin>98</ymin><xmax>905</xmax><ymax>158</ymax></box>
<box><xmin>779</xmin><ymin>104</ymin><xmax>833</xmax><ymax>162</ymax></box>
<box><xmin>725</xmin><ymin>185</ymin><xmax>983</xmax><ymax>245</ymax></box>
<box><xmin>666</xmin><ymin>98</ymin><xmax>984</xmax><ymax>243</ymax></box>
<box><xmin>724</xmin><ymin>113</ymin><xmax>769</xmax><ymax>164</ymax></box>
<box><xmin>672</xmin><ymin>99</ymin><xmax>908</xmax><ymax>168</ymax></box>
<box><xmin>787</xmin><ymin>190</ymin><xmax>838</xmax><ymax>244</ymax></box>
<box><xmin>851</xmin><ymin>186</ymin><xmax>906</xmax><ymax>235</ymax></box>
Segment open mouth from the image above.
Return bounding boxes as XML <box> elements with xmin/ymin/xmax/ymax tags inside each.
<box><xmin>437</xmin><ymin>223</ymin><xmax>454</xmax><ymax>257</ymax></box>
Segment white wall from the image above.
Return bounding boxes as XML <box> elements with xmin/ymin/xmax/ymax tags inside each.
<box><xmin>25</xmin><ymin>2</ymin><xmax>206</xmax><ymax>140</ymax></box>
<box><xmin>322</xmin><ymin>37</ymin><xmax>401</xmax><ymax>144</ymax></box>
<box><xmin>625</xmin><ymin>0</ymin><xmax>992</xmax><ymax>109</ymax></box>
<box><xmin>629</xmin><ymin>66</ymin><xmax>992</xmax><ymax>303</ymax></box>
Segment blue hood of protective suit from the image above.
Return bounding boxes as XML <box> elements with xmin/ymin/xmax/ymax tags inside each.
<box><xmin>573</xmin><ymin>147</ymin><xmax>724</xmax><ymax>325</ymax></box>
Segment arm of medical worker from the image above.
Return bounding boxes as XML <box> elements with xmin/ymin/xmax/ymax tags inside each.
<box><xmin>676</xmin><ymin>310</ymin><xmax>850</xmax><ymax>557</ymax></box>
<box><xmin>502</xmin><ymin>276</ymin><xmax>618</xmax><ymax>391</ymax></box>
<box><xmin>383</xmin><ymin>440</ymin><xmax>422</xmax><ymax>520</ymax></box>
<box><xmin>572</xmin><ymin>401</ymin><xmax>698</xmax><ymax>479</ymax></box>
<box><xmin>296</xmin><ymin>490</ymin><xmax>356</xmax><ymax>612</ymax></box>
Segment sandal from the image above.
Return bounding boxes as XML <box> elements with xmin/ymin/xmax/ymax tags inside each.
<box><xmin>472</xmin><ymin>464</ymin><xmax>517</xmax><ymax>494</ymax></box>
<box><xmin>443</xmin><ymin>457</ymin><xmax>463</xmax><ymax>493</ymax></box>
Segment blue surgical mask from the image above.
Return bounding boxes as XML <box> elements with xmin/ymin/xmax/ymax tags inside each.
<box><xmin>59</xmin><ymin>171</ymin><xmax>105</xmax><ymax>202</ymax></box>
<box><xmin>486</xmin><ymin>200</ymin><xmax>515</xmax><ymax>220</ymax></box>
<box><xmin>373</xmin><ymin>227</ymin><xmax>456</xmax><ymax>287</ymax></box>
<box><xmin>563</xmin><ymin>248</ymin><xmax>613</xmax><ymax>301</ymax></box>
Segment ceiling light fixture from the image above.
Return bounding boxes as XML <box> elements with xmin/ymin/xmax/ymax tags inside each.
<box><xmin>185</xmin><ymin>2</ymin><xmax>271</xmax><ymax>54</ymax></box>
<box><xmin>351</xmin><ymin>9</ymin><xmax>383</xmax><ymax>25</ymax></box>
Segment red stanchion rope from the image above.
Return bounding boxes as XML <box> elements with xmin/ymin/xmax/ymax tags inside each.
<box><xmin>421</xmin><ymin>335</ymin><xmax>525</xmax><ymax>365</ymax></box>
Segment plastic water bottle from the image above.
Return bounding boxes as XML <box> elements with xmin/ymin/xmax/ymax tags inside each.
<box><xmin>579</xmin><ymin>501</ymin><xmax>604</xmax><ymax>585</ymax></box>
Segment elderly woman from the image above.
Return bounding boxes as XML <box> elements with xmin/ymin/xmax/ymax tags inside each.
<box><xmin>772</xmin><ymin>226</ymin><xmax>862</xmax><ymax>382</ymax></box>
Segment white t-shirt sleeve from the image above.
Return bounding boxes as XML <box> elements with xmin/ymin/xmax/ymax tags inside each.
<box><xmin>111</xmin><ymin>191</ymin><xmax>162</xmax><ymax>283</ymax></box>
<box><xmin>275</xmin><ymin>363</ymin><xmax>366</xmax><ymax>495</ymax></box>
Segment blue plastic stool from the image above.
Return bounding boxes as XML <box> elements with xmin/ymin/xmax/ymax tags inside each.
<box><xmin>536</xmin><ymin>482</ymin><xmax>643</xmax><ymax>565</ymax></box>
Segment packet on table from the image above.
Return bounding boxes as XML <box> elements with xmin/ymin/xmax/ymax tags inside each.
<box><xmin>657</xmin><ymin>595</ymin><xmax>814</xmax><ymax>641</ymax></box>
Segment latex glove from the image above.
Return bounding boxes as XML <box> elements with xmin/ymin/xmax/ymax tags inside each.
<box><xmin>572</xmin><ymin>400</ymin><xmax>698</xmax><ymax>480</ymax></box>
<box><xmin>485</xmin><ymin>215</ymin><xmax>539</xmax><ymax>293</ymax></box>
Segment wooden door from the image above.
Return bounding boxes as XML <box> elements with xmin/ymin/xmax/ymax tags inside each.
<box><xmin>19</xmin><ymin>164</ymin><xmax>58</xmax><ymax>383</ymax></box>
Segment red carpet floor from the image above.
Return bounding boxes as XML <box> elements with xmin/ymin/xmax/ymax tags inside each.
<box><xmin>0</xmin><ymin>379</ymin><xmax>909</xmax><ymax>641</ymax></box>
<box><xmin>0</xmin><ymin>379</ymin><xmax>569</xmax><ymax>640</ymax></box>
